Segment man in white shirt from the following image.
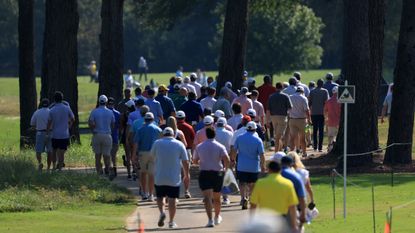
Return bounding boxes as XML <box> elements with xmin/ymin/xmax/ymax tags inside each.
<box><xmin>138</xmin><ymin>56</ymin><xmax>148</xmax><ymax>82</ymax></box>
<box><xmin>124</xmin><ymin>69</ymin><xmax>134</xmax><ymax>89</ymax></box>
<box><xmin>293</xmin><ymin>72</ymin><xmax>310</xmax><ymax>97</ymax></box>
<box><xmin>181</xmin><ymin>76</ymin><xmax>197</xmax><ymax>97</ymax></box>
<box><xmin>189</xmin><ymin>73</ymin><xmax>202</xmax><ymax>97</ymax></box>
<box><xmin>200</xmin><ymin>87</ymin><xmax>217</xmax><ymax>111</ymax></box>
<box><xmin>30</xmin><ymin>98</ymin><xmax>52</xmax><ymax>171</ymax></box>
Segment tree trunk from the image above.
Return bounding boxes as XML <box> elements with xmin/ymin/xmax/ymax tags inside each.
<box><xmin>330</xmin><ymin>0</ymin><xmax>379</xmax><ymax>167</ymax></box>
<box><xmin>384</xmin><ymin>0</ymin><xmax>415</xmax><ymax>164</ymax></box>
<box><xmin>41</xmin><ymin>0</ymin><xmax>80</xmax><ymax>142</ymax></box>
<box><xmin>98</xmin><ymin>0</ymin><xmax>124</xmax><ymax>103</ymax></box>
<box><xmin>18</xmin><ymin>0</ymin><xmax>37</xmax><ymax>148</ymax></box>
<box><xmin>217</xmin><ymin>0</ymin><xmax>249</xmax><ymax>92</ymax></box>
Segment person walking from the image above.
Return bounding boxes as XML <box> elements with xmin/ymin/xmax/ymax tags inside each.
<box><xmin>124</xmin><ymin>69</ymin><xmax>134</xmax><ymax>89</ymax></box>
<box><xmin>231</xmin><ymin>121</ymin><xmax>265</xmax><ymax>210</ymax></box>
<box><xmin>212</xmin><ymin>88</ymin><xmax>232</xmax><ymax>118</ymax></box>
<box><xmin>107</xmin><ymin>97</ymin><xmax>121</xmax><ymax>177</ymax></box>
<box><xmin>155</xmin><ymin>85</ymin><xmax>176</xmax><ymax>120</ymax></box>
<box><xmin>200</xmin><ymin>87</ymin><xmax>217</xmax><ymax>111</ymax></box>
<box><xmin>138</xmin><ymin>56</ymin><xmax>148</xmax><ymax>82</ymax></box>
<box><xmin>293</xmin><ymin>72</ymin><xmax>310</xmax><ymax>97</ymax></box>
<box><xmin>215</xmin><ymin>117</ymin><xmax>233</xmax><ymax>205</ymax></box>
<box><xmin>152</xmin><ymin>127</ymin><xmax>190</xmax><ymax>229</ymax></box>
<box><xmin>228</xmin><ymin>103</ymin><xmax>243</xmax><ymax>131</ymax></box>
<box><xmin>179</xmin><ymin>92</ymin><xmax>203</xmax><ymax>125</ymax></box>
<box><xmin>176</xmin><ymin>111</ymin><xmax>195</xmax><ymax>161</ymax></box>
<box><xmin>30</xmin><ymin>98</ymin><xmax>52</xmax><ymax>171</ymax></box>
<box><xmin>308</xmin><ymin>79</ymin><xmax>329</xmax><ymax>152</ymax></box>
<box><xmin>266</xmin><ymin>82</ymin><xmax>292</xmax><ymax>152</ymax></box>
<box><xmin>189</xmin><ymin>73</ymin><xmax>202</xmax><ymax>97</ymax></box>
<box><xmin>132</xmin><ymin>112</ymin><xmax>162</xmax><ymax>201</ymax></box>
<box><xmin>322</xmin><ymin>72</ymin><xmax>339</xmax><ymax>97</ymax></box>
<box><xmin>250</xmin><ymin>90</ymin><xmax>265</xmax><ymax>127</ymax></box>
<box><xmin>144</xmin><ymin>89</ymin><xmax>164</xmax><ymax>124</ymax></box>
<box><xmin>89</xmin><ymin>95</ymin><xmax>115</xmax><ymax>177</ymax></box>
<box><xmin>232</xmin><ymin>87</ymin><xmax>253</xmax><ymax>115</ymax></box>
<box><xmin>48</xmin><ymin>91</ymin><xmax>75</xmax><ymax>171</ymax></box>
<box><xmin>324</xmin><ymin>86</ymin><xmax>341</xmax><ymax>151</ymax></box>
<box><xmin>289</xmin><ymin>86</ymin><xmax>311</xmax><ymax>157</ymax></box>
<box><xmin>194</xmin><ymin>115</ymin><xmax>215</xmax><ymax>147</ymax></box>
<box><xmin>250</xmin><ymin>158</ymin><xmax>299</xmax><ymax>232</ymax></box>
<box><xmin>282</xmin><ymin>77</ymin><xmax>298</xmax><ymax>96</ymax></box>
<box><xmin>181</xmin><ymin>76</ymin><xmax>198</xmax><ymax>98</ymax></box>
<box><xmin>381</xmin><ymin>84</ymin><xmax>393</xmax><ymax>123</ymax></box>
<box><xmin>193</xmin><ymin>127</ymin><xmax>230</xmax><ymax>227</ymax></box>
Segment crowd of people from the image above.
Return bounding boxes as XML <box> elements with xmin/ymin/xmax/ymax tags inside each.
<box><xmin>30</xmin><ymin>70</ymin><xmax>347</xmax><ymax>232</ymax></box>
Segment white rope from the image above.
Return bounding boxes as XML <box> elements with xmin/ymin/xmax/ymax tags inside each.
<box><xmin>332</xmin><ymin>169</ymin><xmax>367</xmax><ymax>189</ymax></box>
<box><xmin>346</xmin><ymin>143</ymin><xmax>412</xmax><ymax>157</ymax></box>
<box><xmin>392</xmin><ymin>199</ymin><xmax>415</xmax><ymax>210</ymax></box>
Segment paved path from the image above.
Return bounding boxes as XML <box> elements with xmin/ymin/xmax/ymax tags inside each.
<box><xmin>112</xmin><ymin>168</ymin><xmax>249</xmax><ymax>233</ymax></box>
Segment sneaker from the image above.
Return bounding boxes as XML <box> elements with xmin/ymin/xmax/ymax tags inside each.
<box><xmin>38</xmin><ymin>163</ymin><xmax>43</xmax><ymax>171</ymax></box>
<box><xmin>157</xmin><ymin>212</ymin><xmax>166</xmax><ymax>227</ymax></box>
<box><xmin>148</xmin><ymin>194</ymin><xmax>155</xmax><ymax>202</ymax></box>
<box><xmin>214</xmin><ymin>215</ymin><xmax>222</xmax><ymax>225</ymax></box>
<box><xmin>184</xmin><ymin>191</ymin><xmax>191</xmax><ymax>199</ymax></box>
<box><xmin>206</xmin><ymin>219</ymin><xmax>215</xmax><ymax>228</ymax></box>
<box><xmin>241</xmin><ymin>199</ymin><xmax>248</xmax><ymax>210</ymax></box>
<box><xmin>222</xmin><ymin>198</ymin><xmax>230</xmax><ymax>205</ymax></box>
<box><xmin>168</xmin><ymin>222</ymin><xmax>178</xmax><ymax>228</ymax></box>
<box><xmin>142</xmin><ymin>194</ymin><xmax>149</xmax><ymax>201</ymax></box>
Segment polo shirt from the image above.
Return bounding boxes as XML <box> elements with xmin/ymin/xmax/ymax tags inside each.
<box><xmin>155</xmin><ymin>94</ymin><xmax>176</xmax><ymax>120</ymax></box>
<box><xmin>212</xmin><ymin>97</ymin><xmax>232</xmax><ymax>118</ymax></box>
<box><xmin>215</xmin><ymin>127</ymin><xmax>233</xmax><ymax>153</ymax></box>
<box><xmin>152</xmin><ymin>137</ymin><xmax>188</xmax><ymax>187</ymax></box>
<box><xmin>135</xmin><ymin>122</ymin><xmax>162</xmax><ymax>152</ymax></box>
<box><xmin>131</xmin><ymin>117</ymin><xmax>145</xmax><ymax>143</ymax></box>
<box><xmin>309</xmin><ymin>88</ymin><xmax>329</xmax><ymax>115</ymax></box>
<box><xmin>169</xmin><ymin>93</ymin><xmax>187</xmax><ymax>109</ymax></box>
<box><xmin>230</xmin><ymin>126</ymin><xmax>259</xmax><ymax>146</ymax></box>
<box><xmin>194</xmin><ymin>139</ymin><xmax>228</xmax><ymax>171</ymax></box>
<box><xmin>49</xmin><ymin>103</ymin><xmax>75</xmax><ymax>139</ymax></box>
<box><xmin>145</xmin><ymin>98</ymin><xmax>163</xmax><ymax>123</ymax></box>
<box><xmin>250</xmin><ymin>173</ymin><xmax>299</xmax><ymax>214</ymax></box>
<box><xmin>281</xmin><ymin>167</ymin><xmax>306</xmax><ymax>198</ymax></box>
<box><xmin>89</xmin><ymin>106</ymin><xmax>115</xmax><ymax>134</ymax></box>
<box><xmin>200</xmin><ymin>96</ymin><xmax>217</xmax><ymax>111</ymax></box>
<box><xmin>282</xmin><ymin>85</ymin><xmax>297</xmax><ymax>96</ymax></box>
<box><xmin>257</xmin><ymin>84</ymin><xmax>276</xmax><ymax>112</ymax></box>
<box><xmin>109</xmin><ymin>107</ymin><xmax>120</xmax><ymax>143</ymax></box>
<box><xmin>190</xmin><ymin>82</ymin><xmax>202</xmax><ymax>97</ymax></box>
<box><xmin>289</xmin><ymin>93</ymin><xmax>309</xmax><ymax>119</ymax></box>
<box><xmin>297</xmin><ymin>82</ymin><xmax>310</xmax><ymax>97</ymax></box>
<box><xmin>232</xmin><ymin>96</ymin><xmax>253</xmax><ymax>116</ymax></box>
<box><xmin>179</xmin><ymin>100</ymin><xmax>203</xmax><ymax>123</ymax></box>
<box><xmin>234</xmin><ymin>131</ymin><xmax>264</xmax><ymax>173</ymax></box>
<box><xmin>228</xmin><ymin>114</ymin><xmax>243</xmax><ymax>131</ymax></box>
<box><xmin>30</xmin><ymin>108</ymin><xmax>50</xmax><ymax>131</ymax></box>
<box><xmin>323</xmin><ymin>81</ymin><xmax>339</xmax><ymax>97</ymax></box>
<box><xmin>177</xmin><ymin>120</ymin><xmax>195</xmax><ymax>149</ymax></box>
<box><xmin>181</xmin><ymin>83</ymin><xmax>197</xmax><ymax>97</ymax></box>
<box><xmin>127</xmin><ymin>110</ymin><xmax>142</xmax><ymax>126</ymax></box>
<box><xmin>268</xmin><ymin>91</ymin><xmax>292</xmax><ymax>116</ymax></box>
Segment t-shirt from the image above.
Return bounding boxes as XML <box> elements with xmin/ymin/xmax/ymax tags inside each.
<box><xmin>152</xmin><ymin>137</ymin><xmax>188</xmax><ymax>187</ymax></box>
<box><xmin>212</xmin><ymin>97</ymin><xmax>232</xmax><ymax>118</ymax></box>
<box><xmin>145</xmin><ymin>98</ymin><xmax>163</xmax><ymax>123</ymax></box>
<box><xmin>200</xmin><ymin>96</ymin><xmax>217</xmax><ymax>111</ymax></box>
<box><xmin>89</xmin><ymin>106</ymin><xmax>115</xmax><ymax>134</ymax></box>
<box><xmin>281</xmin><ymin>167</ymin><xmax>306</xmax><ymax>198</ymax></box>
<box><xmin>177</xmin><ymin>120</ymin><xmax>195</xmax><ymax>149</ymax></box>
<box><xmin>232</xmin><ymin>96</ymin><xmax>253</xmax><ymax>116</ymax></box>
<box><xmin>155</xmin><ymin>94</ymin><xmax>176</xmax><ymax>120</ymax></box>
<box><xmin>179</xmin><ymin>100</ymin><xmax>203</xmax><ymax>123</ymax></box>
<box><xmin>228</xmin><ymin>114</ymin><xmax>243</xmax><ymax>131</ymax></box>
<box><xmin>234</xmin><ymin>132</ymin><xmax>264</xmax><ymax>173</ymax></box>
<box><xmin>49</xmin><ymin>103</ymin><xmax>75</xmax><ymax>139</ymax></box>
<box><xmin>194</xmin><ymin>127</ymin><xmax>208</xmax><ymax>146</ymax></box>
<box><xmin>215</xmin><ymin>127</ymin><xmax>233</xmax><ymax>153</ymax></box>
<box><xmin>383</xmin><ymin>94</ymin><xmax>392</xmax><ymax>114</ymax></box>
<box><xmin>325</xmin><ymin>96</ymin><xmax>341</xmax><ymax>127</ymax></box>
<box><xmin>131</xmin><ymin>117</ymin><xmax>145</xmax><ymax>143</ymax></box>
<box><xmin>309</xmin><ymin>88</ymin><xmax>329</xmax><ymax>115</ymax></box>
<box><xmin>257</xmin><ymin>84</ymin><xmax>276</xmax><ymax>112</ymax></box>
<box><xmin>268</xmin><ymin>91</ymin><xmax>292</xmax><ymax>116</ymax></box>
<box><xmin>127</xmin><ymin>110</ymin><xmax>142</xmax><ymax>126</ymax></box>
<box><xmin>282</xmin><ymin>85</ymin><xmax>297</xmax><ymax>96</ymax></box>
<box><xmin>135</xmin><ymin>122</ymin><xmax>162</xmax><ymax>151</ymax></box>
<box><xmin>289</xmin><ymin>93</ymin><xmax>309</xmax><ymax>119</ymax></box>
<box><xmin>250</xmin><ymin>173</ymin><xmax>299</xmax><ymax>214</ymax></box>
<box><xmin>30</xmin><ymin>108</ymin><xmax>50</xmax><ymax>131</ymax></box>
<box><xmin>194</xmin><ymin>139</ymin><xmax>228</xmax><ymax>171</ymax></box>
<box><xmin>230</xmin><ymin>126</ymin><xmax>259</xmax><ymax>146</ymax></box>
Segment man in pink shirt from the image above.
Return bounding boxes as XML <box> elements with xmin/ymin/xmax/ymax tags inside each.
<box><xmin>232</xmin><ymin>87</ymin><xmax>253</xmax><ymax>115</ymax></box>
<box><xmin>250</xmin><ymin>90</ymin><xmax>265</xmax><ymax>126</ymax></box>
<box><xmin>194</xmin><ymin>115</ymin><xmax>215</xmax><ymax>148</ymax></box>
<box><xmin>324</xmin><ymin>86</ymin><xmax>341</xmax><ymax>151</ymax></box>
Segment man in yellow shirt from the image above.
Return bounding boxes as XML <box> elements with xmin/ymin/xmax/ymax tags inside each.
<box><xmin>250</xmin><ymin>159</ymin><xmax>299</xmax><ymax>232</ymax></box>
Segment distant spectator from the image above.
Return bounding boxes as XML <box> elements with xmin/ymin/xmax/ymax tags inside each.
<box><xmin>212</xmin><ymin>88</ymin><xmax>232</xmax><ymax>118</ymax></box>
<box><xmin>124</xmin><ymin>69</ymin><xmax>135</xmax><ymax>89</ymax></box>
<box><xmin>293</xmin><ymin>72</ymin><xmax>310</xmax><ymax>97</ymax></box>
<box><xmin>250</xmin><ymin>90</ymin><xmax>265</xmax><ymax>126</ymax></box>
<box><xmin>381</xmin><ymin>84</ymin><xmax>393</xmax><ymax>124</ymax></box>
<box><xmin>138</xmin><ymin>56</ymin><xmax>148</xmax><ymax>82</ymax></box>
<box><xmin>200</xmin><ymin>87</ymin><xmax>217</xmax><ymax>111</ymax></box>
<box><xmin>189</xmin><ymin>73</ymin><xmax>202</xmax><ymax>97</ymax></box>
<box><xmin>232</xmin><ymin>87</ymin><xmax>253</xmax><ymax>115</ymax></box>
<box><xmin>228</xmin><ymin>103</ymin><xmax>243</xmax><ymax>131</ymax></box>
<box><xmin>322</xmin><ymin>72</ymin><xmax>339</xmax><ymax>97</ymax></box>
<box><xmin>155</xmin><ymin>85</ymin><xmax>176</xmax><ymax>120</ymax></box>
<box><xmin>145</xmin><ymin>89</ymin><xmax>164</xmax><ymax>124</ymax></box>
<box><xmin>107</xmin><ymin>97</ymin><xmax>121</xmax><ymax>177</ymax></box>
<box><xmin>324</xmin><ymin>86</ymin><xmax>341</xmax><ymax>151</ymax></box>
<box><xmin>308</xmin><ymin>79</ymin><xmax>329</xmax><ymax>152</ymax></box>
<box><xmin>180</xmin><ymin>92</ymin><xmax>203</xmax><ymax>125</ymax></box>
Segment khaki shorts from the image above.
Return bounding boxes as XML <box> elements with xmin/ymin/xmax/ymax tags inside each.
<box><xmin>92</xmin><ymin>134</ymin><xmax>112</xmax><ymax>155</ymax></box>
<box><xmin>289</xmin><ymin>118</ymin><xmax>307</xmax><ymax>136</ymax></box>
<box><xmin>270</xmin><ymin>115</ymin><xmax>288</xmax><ymax>137</ymax></box>
<box><xmin>327</xmin><ymin>126</ymin><xmax>339</xmax><ymax>137</ymax></box>
<box><xmin>139</xmin><ymin>151</ymin><xmax>154</xmax><ymax>173</ymax></box>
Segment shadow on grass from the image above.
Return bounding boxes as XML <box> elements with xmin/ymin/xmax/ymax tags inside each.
<box><xmin>0</xmin><ymin>156</ymin><xmax>134</xmax><ymax>213</ymax></box>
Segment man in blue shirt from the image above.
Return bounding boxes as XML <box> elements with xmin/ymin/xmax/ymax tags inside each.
<box><xmin>89</xmin><ymin>95</ymin><xmax>115</xmax><ymax>177</ymax></box>
<box><xmin>48</xmin><ymin>91</ymin><xmax>75</xmax><ymax>171</ymax></box>
<box><xmin>155</xmin><ymin>85</ymin><xmax>176</xmax><ymax>120</ymax></box>
<box><xmin>133</xmin><ymin>112</ymin><xmax>162</xmax><ymax>201</ymax></box>
<box><xmin>322</xmin><ymin>72</ymin><xmax>339</xmax><ymax>97</ymax></box>
<box><xmin>145</xmin><ymin>89</ymin><xmax>164</xmax><ymax>124</ymax></box>
<box><xmin>281</xmin><ymin>156</ymin><xmax>307</xmax><ymax>226</ymax></box>
<box><xmin>107</xmin><ymin>97</ymin><xmax>120</xmax><ymax>177</ymax></box>
<box><xmin>180</xmin><ymin>92</ymin><xmax>203</xmax><ymax>125</ymax></box>
<box><xmin>231</xmin><ymin>121</ymin><xmax>265</xmax><ymax>210</ymax></box>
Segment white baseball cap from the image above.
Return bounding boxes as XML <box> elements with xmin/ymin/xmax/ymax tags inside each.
<box><xmin>225</xmin><ymin>81</ymin><xmax>232</xmax><ymax>88</ymax></box>
<box><xmin>270</xmin><ymin>151</ymin><xmax>286</xmax><ymax>163</ymax></box>
<box><xmin>296</xmin><ymin>86</ymin><xmax>305</xmax><ymax>93</ymax></box>
<box><xmin>214</xmin><ymin>110</ymin><xmax>225</xmax><ymax>118</ymax></box>
<box><xmin>332</xmin><ymin>86</ymin><xmax>339</xmax><ymax>94</ymax></box>
<box><xmin>246</xmin><ymin>108</ymin><xmax>256</xmax><ymax>117</ymax></box>
<box><xmin>176</xmin><ymin>111</ymin><xmax>186</xmax><ymax>119</ymax></box>
<box><xmin>125</xmin><ymin>99</ymin><xmax>135</xmax><ymax>108</ymax></box>
<box><xmin>246</xmin><ymin>121</ymin><xmax>257</xmax><ymax>130</ymax></box>
<box><xmin>99</xmin><ymin>95</ymin><xmax>108</xmax><ymax>104</ymax></box>
<box><xmin>190</xmin><ymin>73</ymin><xmax>197</xmax><ymax>78</ymax></box>
<box><xmin>184</xmin><ymin>76</ymin><xmax>191</xmax><ymax>83</ymax></box>
<box><xmin>144</xmin><ymin>112</ymin><xmax>154</xmax><ymax>120</ymax></box>
<box><xmin>217</xmin><ymin>117</ymin><xmax>227</xmax><ymax>126</ymax></box>
<box><xmin>203</xmin><ymin>115</ymin><xmax>214</xmax><ymax>125</ymax></box>
<box><xmin>163</xmin><ymin>127</ymin><xmax>174</xmax><ymax>136</ymax></box>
